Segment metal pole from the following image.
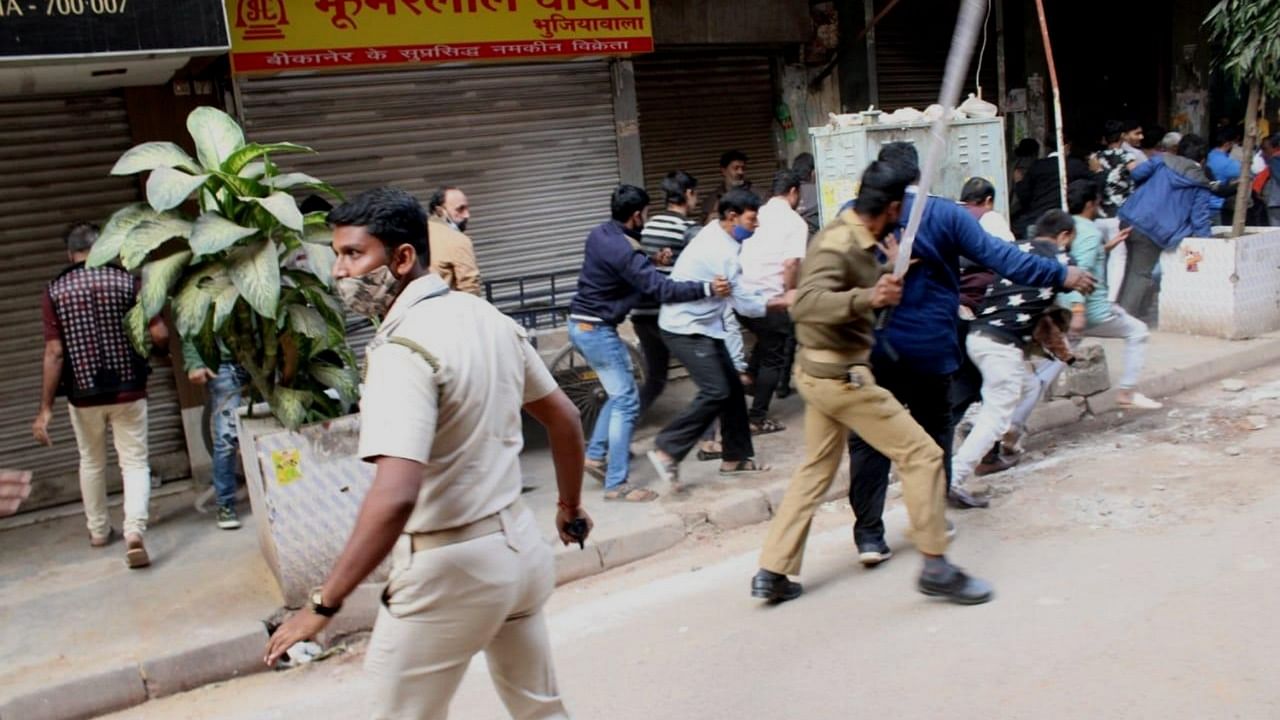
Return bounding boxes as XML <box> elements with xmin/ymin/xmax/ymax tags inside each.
<box><xmin>892</xmin><ymin>0</ymin><xmax>989</xmax><ymax>278</ymax></box>
<box><xmin>1034</xmin><ymin>0</ymin><xmax>1067</xmax><ymax>212</ymax></box>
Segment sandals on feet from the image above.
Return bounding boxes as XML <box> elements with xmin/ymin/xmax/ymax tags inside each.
<box><xmin>584</xmin><ymin>460</ymin><xmax>607</xmax><ymax>485</ymax></box>
<box><xmin>646</xmin><ymin>450</ymin><xmax>683</xmax><ymax>492</ymax></box>
<box><xmin>720</xmin><ymin>459</ymin><xmax>772</xmax><ymax>476</ymax></box>
<box><xmin>749</xmin><ymin>418</ymin><xmax>786</xmax><ymax>435</ymax></box>
<box><xmin>604</xmin><ymin>484</ymin><xmax>660</xmax><ymax>502</ymax></box>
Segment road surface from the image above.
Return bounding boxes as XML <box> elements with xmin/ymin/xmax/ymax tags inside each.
<box><xmin>108</xmin><ymin>365</ymin><xmax>1280</xmax><ymax>719</ymax></box>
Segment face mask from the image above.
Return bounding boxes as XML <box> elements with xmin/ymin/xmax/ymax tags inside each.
<box><xmin>336</xmin><ymin>265</ymin><xmax>400</xmax><ymax>320</ymax></box>
<box><xmin>731</xmin><ymin>224</ymin><xmax>754</xmax><ymax>242</ymax></box>
<box><xmin>451</xmin><ymin>218</ymin><xmax>468</xmax><ymax>234</ymax></box>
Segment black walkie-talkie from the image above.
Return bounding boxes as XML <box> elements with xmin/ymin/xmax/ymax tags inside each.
<box><xmin>565</xmin><ymin>518</ymin><xmax>589</xmax><ymax>550</ymax></box>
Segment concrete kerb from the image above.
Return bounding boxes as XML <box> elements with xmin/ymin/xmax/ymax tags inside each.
<box><xmin>14</xmin><ymin>335</ymin><xmax>1280</xmax><ymax>720</ymax></box>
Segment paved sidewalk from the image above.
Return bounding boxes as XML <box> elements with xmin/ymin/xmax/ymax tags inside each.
<box><xmin>2</xmin><ymin>329</ymin><xmax>1279</xmax><ymax>720</ymax></box>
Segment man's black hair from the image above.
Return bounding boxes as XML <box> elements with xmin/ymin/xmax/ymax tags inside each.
<box><xmin>426</xmin><ymin>186</ymin><xmax>459</xmax><ymax>215</ymax></box>
<box><xmin>718</xmin><ymin>188</ymin><xmax>762</xmax><ymax>217</ymax></box>
<box><xmin>611</xmin><ymin>184</ymin><xmax>650</xmax><ymax>222</ymax></box>
<box><xmin>1103</xmin><ymin>119</ymin><xmax>1126</xmax><ymax>145</ymax></box>
<box><xmin>855</xmin><ymin>160</ymin><xmax>914</xmax><ymax>216</ymax></box>
<box><xmin>1122</xmin><ymin>118</ymin><xmax>1143</xmax><ymax>133</ymax></box>
<box><xmin>771</xmin><ymin>169</ymin><xmax>803</xmax><ymax>198</ymax></box>
<box><xmin>660</xmin><ymin>171</ymin><xmax>698</xmax><ymax>206</ymax></box>
<box><xmin>1178</xmin><ymin>133</ymin><xmax>1209</xmax><ymax>163</ymax></box>
<box><xmin>1067</xmin><ymin>179</ymin><xmax>1099</xmax><ymax>215</ymax></box>
<box><xmin>64</xmin><ymin>222</ymin><xmax>99</xmax><ymax>254</ymax></box>
<box><xmin>720</xmin><ymin>149</ymin><xmax>748</xmax><ymax>168</ymax></box>
<box><xmin>1033</xmin><ymin>209</ymin><xmax>1076</xmax><ymax>238</ymax></box>
<box><xmin>1213</xmin><ymin>125</ymin><xmax>1241</xmax><ymax>147</ymax></box>
<box><xmin>792</xmin><ymin>152</ymin><xmax>816</xmax><ymax>179</ymax></box>
<box><xmin>1014</xmin><ymin>138</ymin><xmax>1041</xmax><ymax>158</ymax></box>
<box><xmin>1141</xmin><ymin>125</ymin><xmax>1165</xmax><ymax>150</ymax></box>
<box><xmin>877</xmin><ymin>142</ymin><xmax>921</xmax><ymax>181</ymax></box>
<box><xmin>328</xmin><ymin>187</ymin><xmax>429</xmax><ymax>264</ymax></box>
<box><xmin>960</xmin><ymin>177</ymin><xmax>997</xmax><ymax>205</ymax></box>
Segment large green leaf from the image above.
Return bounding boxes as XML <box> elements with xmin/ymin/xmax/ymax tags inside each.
<box><xmin>300</xmin><ymin>243</ymin><xmax>336</xmax><ymax>286</ymax></box>
<box><xmin>229</xmin><ymin>238</ymin><xmax>281</xmax><ymax>319</ymax></box>
<box><xmin>310</xmin><ymin>362</ymin><xmax>360</xmax><ymax>405</ymax></box>
<box><xmin>304</xmin><ymin>211</ymin><xmax>330</xmax><ymax>227</ymax></box>
<box><xmin>120</xmin><ymin>215</ymin><xmax>192</xmax><ymax>270</ymax></box>
<box><xmin>222</xmin><ymin>142</ymin><xmax>314</xmax><ymax>175</ymax></box>
<box><xmin>266</xmin><ymin>172</ymin><xmax>342</xmax><ymax>199</ymax></box>
<box><xmin>239</xmin><ymin>161</ymin><xmax>268</xmax><ymax>180</ymax></box>
<box><xmin>244</xmin><ymin>192</ymin><xmax>304</xmax><ymax>232</ymax></box>
<box><xmin>173</xmin><ymin>272</ymin><xmax>214</xmax><ymax>338</ymax></box>
<box><xmin>192</xmin><ymin>312</ymin><xmax>222</xmax><ymax>372</ymax></box>
<box><xmin>124</xmin><ymin>303</ymin><xmax>150</xmax><ymax>357</ymax></box>
<box><xmin>213</xmin><ymin>285</ymin><xmax>241</xmax><ymax>331</ymax></box>
<box><xmin>88</xmin><ymin>204</ymin><xmax>157</xmax><ymax>268</ymax></box>
<box><xmin>272</xmin><ymin>386</ymin><xmax>312</xmax><ymax>430</ymax></box>
<box><xmin>146</xmin><ymin>167</ymin><xmax>210</xmax><ymax>212</ymax></box>
<box><xmin>190</xmin><ymin>213</ymin><xmax>258</xmax><ymax>256</ymax></box>
<box><xmin>139</xmin><ymin>249</ymin><xmax>194</xmax><ymax>318</ymax></box>
<box><xmin>111</xmin><ymin>141</ymin><xmax>201</xmax><ymax>176</ymax></box>
<box><xmin>302</xmin><ymin>223</ymin><xmax>334</xmax><ymax>245</ymax></box>
<box><xmin>286</xmin><ymin>304</ymin><xmax>328</xmax><ymax>339</ymax></box>
<box><xmin>187</xmin><ymin>107</ymin><xmax>246</xmax><ymax>172</ymax></box>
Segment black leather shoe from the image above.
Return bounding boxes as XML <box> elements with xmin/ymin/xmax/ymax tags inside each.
<box><xmin>856</xmin><ymin>538</ymin><xmax>893</xmax><ymax>567</ymax></box>
<box><xmin>948</xmin><ymin>486</ymin><xmax>990</xmax><ymax>509</ymax></box>
<box><xmin>751</xmin><ymin>570</ymin><xmax>803</xmax><ymax>603</ymax></box>
<box><xmin>918</xmin><ymin>564</ymin><xmax>995</xmax><ymax>605</ymax></box>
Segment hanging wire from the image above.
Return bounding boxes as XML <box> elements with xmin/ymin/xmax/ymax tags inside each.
<box><xmin>975</xmin><ymin>0</ymin><xmax>992</xmax><ymax>100</ymax></box>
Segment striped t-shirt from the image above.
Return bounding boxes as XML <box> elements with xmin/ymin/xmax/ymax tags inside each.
<box><xmin>633</xmin><ymin>210</ymin><xmax>698</xmax><ymax>316</ymax></box>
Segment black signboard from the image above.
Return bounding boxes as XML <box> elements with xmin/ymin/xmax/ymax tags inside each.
<box><xmin>0</xmin><ymin>0</ymin><xmax>229</xmax><ymax>59</ymax></box>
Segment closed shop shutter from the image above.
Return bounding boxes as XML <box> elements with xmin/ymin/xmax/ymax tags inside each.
<box><xmin>235</xmin><ymin>61</ymin><xmax>620</xmax><ymax>338</ymax></box>
<box><xmin>0</xmin><ymin>93</ymin><xmax>190</xmax><ymax>513</ymax></box>
<box><xmin>634</xmin><ymin>52</ymin><xmax>782</xmax><ymax>220</ymax></box>
<box><xmin>873</xmin><ymin>0</ymin><xmax>999</xmax><ymax>112</ymax></box>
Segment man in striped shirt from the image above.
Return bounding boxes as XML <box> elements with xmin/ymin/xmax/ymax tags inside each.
<box><xmin>634</xmin><ymin>171</ymin><xmax>701</xmax><ymax>412</ymax></box>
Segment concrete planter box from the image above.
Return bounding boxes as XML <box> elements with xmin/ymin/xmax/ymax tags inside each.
<box><xmin>1159</xmin><ymin>226</ymin><xmax>1280</xmax><ymax>340</ymax></box>
<box><xmin>237</xmin><ymin>411</ymin><xmax>385</xmax><ymax>608</ymax></box>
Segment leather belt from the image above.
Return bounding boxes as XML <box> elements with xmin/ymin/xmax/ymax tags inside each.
<box><xmin>408</xmin><ymin>499</ymin><xmax>527</xmax><ymax>553</ymax></box>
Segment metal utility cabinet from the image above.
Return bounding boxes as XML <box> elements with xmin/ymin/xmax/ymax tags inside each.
<box><xmin>809</xmin><ymin>116</ymin><xmax>1008</xmax><ymax>227</ymax></box>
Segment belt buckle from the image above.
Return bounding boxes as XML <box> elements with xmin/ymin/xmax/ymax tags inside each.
<box><xmin>847</xmin><ymin>367</ymin><xmax>865</xmax><ymax>389</ymax></box>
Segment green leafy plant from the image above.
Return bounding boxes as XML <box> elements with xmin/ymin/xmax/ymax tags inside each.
<box><xmin>89</xmin><ymin>106</ymin><xmax>358</xmax><ymax>430</ymax></box>
<box><xmin>1205</xmin><ymin>0</ymin><xmax>1280</xmax><ymax>237</ymax></box>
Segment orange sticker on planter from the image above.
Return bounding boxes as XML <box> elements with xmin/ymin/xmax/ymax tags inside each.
<box><xmin>272</xmin><ymin>449</ymin><xmax>304</xmax><ymax>485</ymax></box>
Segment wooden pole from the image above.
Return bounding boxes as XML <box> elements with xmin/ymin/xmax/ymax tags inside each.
<box><xmin>1034</xmin><ymin>0</ymin><xmax>1067</xmax><ymax>212</ymax></box>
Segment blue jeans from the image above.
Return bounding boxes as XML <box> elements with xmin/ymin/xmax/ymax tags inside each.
<box><xmin>568</xmin><ymin>323</ymin><xmax>638</xmax><ymax>489</ymax></box>
<box><xmin>209</xmin><ymin>364</ymin><xmax>248</xmax><ymax>509</ymax></box>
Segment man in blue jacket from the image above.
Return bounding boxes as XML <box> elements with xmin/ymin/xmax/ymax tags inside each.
<box><xmin>846</xmin><ymin>144</ymin><xmax>1097</xmax><ymax>566</ymax></box>
<box><xmin>569</xmin><ymin>185</ymin><xmax>730</xmax><ymax>502</ymax></box>
<box><xmin>1116</xmin><ymin>133</ymin><xmax>1215</xmax><ymax>322</ymax></box>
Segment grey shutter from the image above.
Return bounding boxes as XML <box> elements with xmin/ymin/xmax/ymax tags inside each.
<box><xmin>0</xmin><ymin>92</ymin><xmax>190</xmax><ymax>513</ymax></box>
<box><xmin>873</xmin><ymin>0</ymin><xmax>999</xmax><ymax>112</ymax></box>
<box><xmin>634</xmin><ymin>51</ymin><xmax>781</xmax><ymax>220</ymax></box>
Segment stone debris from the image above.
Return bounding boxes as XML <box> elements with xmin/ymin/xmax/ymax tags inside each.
<box><xmin>1225</xmin><ymin>446</ymin><xmax>1244</xmax><ymax>457</ymax></box>
<box><xmin>1221</xmin><ymin>379</ymin><xmax>1248</xmax><ymax>393</ymax></box>
<box><xmin>1244</xmin><ymin>415</ymin><xmax>1269</xmax><ymax>431</ymax></box>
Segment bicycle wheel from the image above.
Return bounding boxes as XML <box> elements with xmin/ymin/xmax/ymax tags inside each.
<box><xmin>547</xmin><ymin>341</ymin><xmax>646</xmax><ymax>437</ymax></box>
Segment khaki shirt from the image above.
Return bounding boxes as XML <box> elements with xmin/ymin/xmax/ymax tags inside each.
<box><xmin>427</xmin><ymin>217</ymin><xmax>483</xmax><ymax>296</ymax></box>
<box><xmin>792</xmin><ymin>210</ymin><xmax>887</xmax><ymax>378</ymax></box>
<box><xmin>357</xmin><ymin>274</ymin><xmax>558</xmax><ymax>533</ymax></box>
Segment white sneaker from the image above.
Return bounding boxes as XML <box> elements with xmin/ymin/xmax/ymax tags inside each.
<box><xmin>1119</xmin><ymin>392</ymin><xmax>1163</xmax><ymax>410</ymax></box>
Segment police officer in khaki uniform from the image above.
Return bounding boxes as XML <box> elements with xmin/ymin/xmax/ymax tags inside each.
<box><xmin>265</xmin><ymin>188</ymin><xmax>593</xmax><ymax>719</ymax></box>
<box><xmin>750</xmin><ymin>161</ymin><xmax>994</xmax><ymax>606</ymax></box>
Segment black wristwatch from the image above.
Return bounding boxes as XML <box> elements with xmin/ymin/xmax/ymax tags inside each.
<box><xmin>309</xmin><ymin>587</ymin><xmax>342</xmax><ymax>617</ymax></box>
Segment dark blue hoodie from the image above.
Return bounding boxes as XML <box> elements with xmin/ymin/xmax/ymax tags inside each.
<box><xmin>844</xmin><ymin>191</ymin><xmax>1068</xmax><ymax>375</ymax></box>
<box><xmin>569</xmin><ymin>220</ymin><xmax>708</xmax><ymax>326</ymax></box>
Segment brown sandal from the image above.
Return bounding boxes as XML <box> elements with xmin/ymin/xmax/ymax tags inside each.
<box><xmin>720</xmin><ymin>459</ymin><xmax>772</xmax><ymax>476</ymax></box>
<box><xmin>604</xmin><ymin>484</ymin><xmax>660</xmax><ymax>502</ymax></box>
<box><xmin>749</xmin><ymin>418</ymin><xmax>786</xmax><ymax>435</ymax></box>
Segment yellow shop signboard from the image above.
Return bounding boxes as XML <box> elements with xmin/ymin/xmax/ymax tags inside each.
<box><xmin>225</xmin><ymin>0</ymin><xmax>653</xmax><ymax>73</ymax></box>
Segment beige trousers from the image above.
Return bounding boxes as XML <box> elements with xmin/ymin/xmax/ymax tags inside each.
<box><xmin>67</xmin><ymin>399</ymin><xmax>150</xmax><ymax>537</ymax></box>
<box><xmin>365</xmin><ymin>505</ymin><xmax>568</xmax><ymax>720</ymax></box>
<box><xmin>759</xmin><ymin>368</ymin><xmax>950</xmax><ymax>576</ymax></box>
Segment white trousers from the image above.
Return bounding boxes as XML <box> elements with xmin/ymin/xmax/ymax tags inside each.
<box><xmin>365</xmin><ymin>505</ymin><xmax>569</xmax><ymax>720</ymax></box>
<box><xmin>953</xmin><ymin>334</ymin><xmax>1034</xmax><ymax>486</ymax></box>
<box><xmin>67</xmin><ymin>399</ymin><xmax>151</xmax><ymax>537</ymax></box>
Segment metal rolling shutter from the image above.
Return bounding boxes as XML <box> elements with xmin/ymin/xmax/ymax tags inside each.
<box><xmin>0</xmin><ymin>93</ymin><xmax>190</xmax><ymax>513</ymax></box>
<box><xmin>634</xmin><ymin>52</ymin><xmax>781</xmax><ymax>220</ymax></box>
<box><xmin>873</xmin><ymin>0</ymin><xmax>1000</xmax><ymax>112</ymax></box>
<box><xmin>235</xmin><ymin>61</ymin><xmax>620</xmax><ymax>324</ymax></box>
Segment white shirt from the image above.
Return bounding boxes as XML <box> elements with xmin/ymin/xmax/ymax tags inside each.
<box><xmin>659</xmin><ymin>222</ymin><xmax>769</xmax><ymax>339</ymax></box>
<box><xmin>978</xmin><ymin>210</ymin><xmax>1016</xmax><ymax>241</ymax></box>
<box><xmin>739</xmin><ymin>197</ymin><xmax>808</xmax><ymax>298</ymax></box>
<box><xmin>357</xmin><ymin>274</ymin><xmax>558</xmax><ymax>533</ymax></box>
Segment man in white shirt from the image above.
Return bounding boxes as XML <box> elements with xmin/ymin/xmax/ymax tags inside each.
<box><xmin>737</xmin><ymin>170</ymin><xmax>809</xmax><ymax>432</ymax></box>
<box><xmin>647</xmin><ymin>189</ymin><xmax>791</xmax><ymax>489</ymax></box>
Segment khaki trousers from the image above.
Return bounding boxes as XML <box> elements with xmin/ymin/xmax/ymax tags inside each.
<box><xmin>67</xmin><ymin>399</ymin><xmax>150</xmax><ymax>537</ymax></box>
<box><xmin>759</xmin><ymin>368</ymin><xmax>949</xmax><ymax>576</ymax></box>
<box><xmin>365</xmin><ymin>505</ymin><xmax>568</xmax><ymax>720</ymax></box>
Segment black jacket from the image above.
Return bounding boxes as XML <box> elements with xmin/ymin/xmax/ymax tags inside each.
<box><xmin>1014</xmin><ymin>155</ymin><xmax>1093</xmax><ymax>236</ymax></box>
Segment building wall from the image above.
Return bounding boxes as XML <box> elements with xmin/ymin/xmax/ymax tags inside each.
<box><xmin>651</xmin><ymin>0</ymin><xmax>810</xmax><ymax>45</ymax></box>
